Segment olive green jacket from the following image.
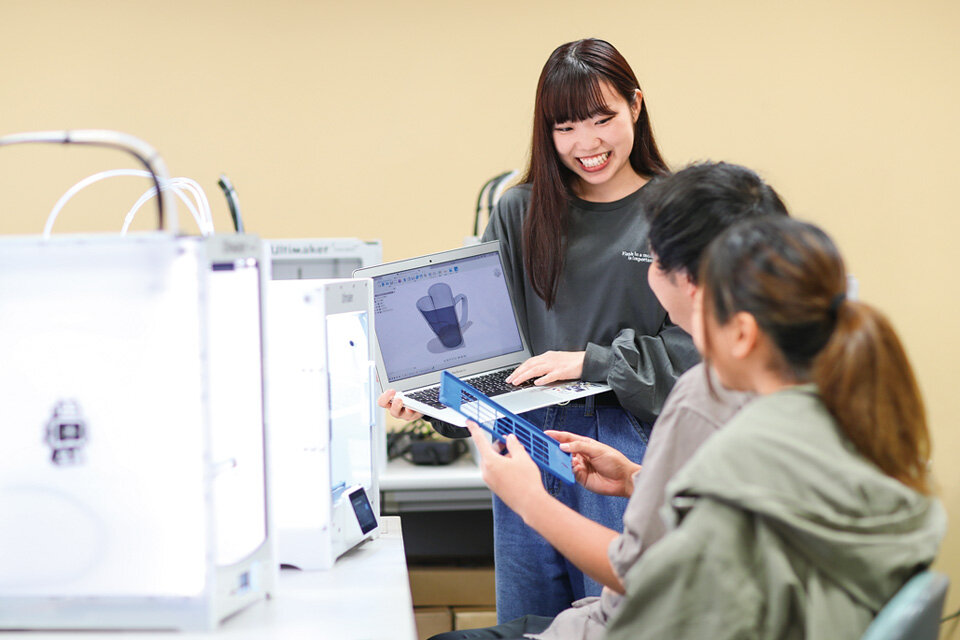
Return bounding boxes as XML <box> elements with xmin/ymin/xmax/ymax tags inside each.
<box><xmin>605</xmin><ymin>386</ymin><xmax>946</xmax><ymax>640</ymax></box>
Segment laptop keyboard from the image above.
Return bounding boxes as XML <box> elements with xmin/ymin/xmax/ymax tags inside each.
<box><xmin>406</xmin><ymin>368</ymin><xmax>536</xmax><ymax>410</ymax></box>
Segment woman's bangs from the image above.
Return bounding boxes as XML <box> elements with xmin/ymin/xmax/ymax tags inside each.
<box><xmin>542</xmin><ymin>70</ymin><xmax>615</xmax><ymax>125</ymax></box>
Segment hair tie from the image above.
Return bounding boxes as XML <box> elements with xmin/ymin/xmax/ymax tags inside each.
<box><xmin>828</xmin><ymin>292</ymin><xmax>846</xmax><ymax>320</ymax></box>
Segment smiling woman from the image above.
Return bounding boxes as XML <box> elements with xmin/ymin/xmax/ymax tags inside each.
<box><xmin>524</xmin><ymin>39</ymin><xmax>666</xmax><ymax>307</ymax></box>
<box><xmin>550</xmin><ymin>81</ymin><xmax>643</xmax><ymax>202</ymax></box>
<box><xmin>461</xmin><ymin>38</ymin><xmax>699</xmax><ymax>623</ymax></box>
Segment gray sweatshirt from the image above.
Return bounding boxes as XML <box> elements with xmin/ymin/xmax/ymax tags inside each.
<box><xmin>482</xmin><ymin>184</ymin><xmax>699</xmax><ymax>422</ymax></box>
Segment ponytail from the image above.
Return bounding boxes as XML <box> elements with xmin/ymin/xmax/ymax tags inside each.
<box><xmin>814</xmin><ymin>300</ymin><xmax>932</xmax><ymax>494</ymax></box>
<box><xmin>701</xmin><ymin>217</ymin><xmax>933</xmax><ymax>495</ymax></box>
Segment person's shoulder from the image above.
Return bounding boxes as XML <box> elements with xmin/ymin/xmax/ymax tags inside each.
<box><xmin>485</xmin><ymin>185</ymin><xmax>531</xmax><ymax>240</ymax></box>
<box><xmin>662</xmin><ymin>363</ymin><xmax>711</xmax><ymax>408</ymax></box>
<box><xmin>724</xmin><ymin>385</ymin><xmax>834</xmax><ymax>447</ymax></box>
<box><xmin>666</xmin><ymin>362</ymin><xmax>706</xmax><ymax>395</ymax></box>
<box><xmin>494</xmin><ymin>183</ymin><xmax>531</xmax><ymax>214</ymax></box>
<box><xmin>663</xmin><ymin>363</ymin><xmax>754</xmax><ymax>431</ymax></box>
<box><xmin>703</xmin><ymin>387</ymin><xmax>819</xmax><ymax>460</ymax></box>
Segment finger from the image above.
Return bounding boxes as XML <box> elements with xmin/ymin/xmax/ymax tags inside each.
<box><xmin>534</xmin><ymin>371</ymin><xmax>559</xmax><ymax>386</ymax></box>
<box><xmin>571</xmin><ymin>458</ymin><xmax>588</xmax><ymax>479</ymax></box>
<box><xmin>389</xmin><ymin>396</ymin><xmax>409</xmax><ymax>420</ymax></box>
<box><xmin>503</xmin><ymin>433</ymin><xmax>530</xmax><ymax>459</ymax></box>
<box><xmin>506</xmin><ymin>364</ymin><xmax>535</xmax><ymax>384</ymax></box>
<box><xmin>388</xmin><ymin>396</ymin><xmax>403</xmax><ymax>419</ymax></box>
<box><xmin>517</xmin><ymin>362</ymin><xmax>555</xmax><ymax>385</ymax></box>
<box><xmin>506</xmin><ymin>355</ymin><xmax>544</xmax><ymax>384</ymax></box>
<box><xmin>465</xmin><ymin>421</ymin><xmax>495</xmax><ymax>460</ymax></box>
<box><xmin>560</xmin><ymin>440</ymin><xmax>591</xmax><ymax>454</ymax></box>
<box><xmin>559</xmin><ymin>439</ymin><xmax>606</xmax><ymax>457</ymax></box>
<box><xmin>544</xmin><ymin>430</ymin><xmax>585</xmax><ymax>444</ymax></box>
<box><xmin>509</xmin><ymin>371</ymin><xmax>536</xmax><ymax>385</ymax></box>
<box><xmin>504</xmin><ymin>363</ymin><xmax>525</xmax><ymax>384</ymax></box>
<box><xmin>385</xmin><ymin>396</ymin><xmax>423</xmax><ymax>422</ymax></box>
<box><xmin>377</xmin><ymin>389</ymin><xmax>397</xmax><ymax>409</ymax></box>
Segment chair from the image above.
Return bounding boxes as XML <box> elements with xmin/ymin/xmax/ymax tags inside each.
<box><xmin>861</xmin><ymin>571</ymin><xmax>950</xmax><ymax>640</ymax></box>
<box><xmin>466</xmin><ymin>169</ymin><xmax>519</xmax><ymax>246</ymax></box>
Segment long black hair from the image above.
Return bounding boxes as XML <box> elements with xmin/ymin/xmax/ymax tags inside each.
<box><xmin>523</xmin><ymin>38</ymin><xmax>667</xmax><ymax>308</ymax></box>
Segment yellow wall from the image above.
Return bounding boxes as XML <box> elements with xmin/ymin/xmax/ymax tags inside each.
<box><xmin>2</xmin><ymin>0</ymin><xmax>958</xmax><ymax>627</ymax></box>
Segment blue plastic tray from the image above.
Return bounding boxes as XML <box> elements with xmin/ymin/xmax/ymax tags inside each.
<box><xmin>439</xmin><ymin>371</ymin><xmax>575</xmax><ymax>485</ymax></box>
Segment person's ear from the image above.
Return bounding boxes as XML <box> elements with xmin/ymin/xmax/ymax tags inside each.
<box><xmin>681</xmin><ymin>273</ymin><xmax>698</xmax><ymax>301</ymax></box>
<box><xmin>730</xmin><ymin>311</ymin><xmax>759</xmax><ymax>360</ymax></box>
<box><xmin>631</xmin><ymin>89</ymin><xmax>643</xmax><ymax>123</ymax></box>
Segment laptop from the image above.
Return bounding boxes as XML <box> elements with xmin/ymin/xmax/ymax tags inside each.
<box><xmin>354</xmin><ymin>241</ymin><xmax>610</xmax><ymax>427</ymax></box>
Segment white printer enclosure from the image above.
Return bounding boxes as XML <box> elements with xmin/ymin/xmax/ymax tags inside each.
<box><xmin>267</xmin><ymin>277</ymin><xmax>380</xmax><ymax>571</ymax></box>
<box><xmin>267</xmin><ymin>237</ymin><xmax>387</xmax><ymax>476</ymax></box>
<box><xmin>267</xmin><ymin>237</ymin><xmax>382</xmax><ymax>280</ymax></box>
<box><xmin>0</xmin><ymin>232</ymin><xmax>274</xmax><ymax>630</ymax></box>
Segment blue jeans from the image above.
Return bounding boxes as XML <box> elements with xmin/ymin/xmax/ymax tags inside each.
<box><xmin>428</xmin><ymin>615</ymin><xmax>554</xmax><ymax>639</ymax></box>
<box><xmin>493</xmin><ymin>399</ymin><xmax>652</xmax><ymax>623</ymax></box>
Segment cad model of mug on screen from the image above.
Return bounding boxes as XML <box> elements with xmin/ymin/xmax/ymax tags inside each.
<box><xmin>416</xmin><ymin>282</ymin><xmax>470</xmax><ymax>351</ymax></box>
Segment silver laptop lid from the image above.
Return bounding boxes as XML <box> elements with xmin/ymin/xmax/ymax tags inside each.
<box><xmin>355</xmin><ymin>241</ymin><xmax>531</xmax><ymax>392</ymax></box>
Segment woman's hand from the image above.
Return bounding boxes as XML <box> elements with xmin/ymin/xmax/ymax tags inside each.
<box><xmin>506</xmin><ymin>350</ymin><xmax>586</xmax><ymax>386</ymax></box>
<box><xmin>378</xmin><ymin>389</ymin><xmax>423</xmax><ymax>422</ymax></box>
<box><xmin>466</xmin><ymin>421</ymin><xmax>548</xmax><ymax>519</ymax></box>
<box><xmin>546</xmin><ymin>430</ymin><xmax>641</xmax><ymax>498</ymax></box>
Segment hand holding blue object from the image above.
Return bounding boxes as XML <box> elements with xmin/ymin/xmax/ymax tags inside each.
<box><xmin>464</xmin><ymin>421</ymin><xmax>552</xmax><ymax>517</ymax></box>
<box><xmin>439</xmin><ymin>372</ymin><xmax>575</xmax><ymax>485</ymax></box>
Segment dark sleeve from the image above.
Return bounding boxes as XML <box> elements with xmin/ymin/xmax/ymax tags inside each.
<box><xmin>426</xmin><ymin>417</ymin><xmax>469</xmax><ymax>439</ymax></box>
<box><xmin>480</xmin><ymin>188</ymin><xmax>531</xmax><ymax>345</ymax></box>
<box><xmin>581</xmin><ymin>320</ymin><xmax>700</xmax><ymax>423</ymax></box>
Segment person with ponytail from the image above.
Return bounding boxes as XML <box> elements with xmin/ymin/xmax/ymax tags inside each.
<box><xmin>382</xmin><ymin>39</ymin><xmax>699</xmax><ymax>621</ymax></box>
<box><xmin>603</xmin><ymin>216</ymin><xmax>945</xmax><ymax>639</ymax></box>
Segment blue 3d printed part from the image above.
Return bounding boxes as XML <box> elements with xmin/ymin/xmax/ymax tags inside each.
<box><xmin>439</xmin><ymin>371</ymin><xmax>575</xmax><ymax>485</ymax></box>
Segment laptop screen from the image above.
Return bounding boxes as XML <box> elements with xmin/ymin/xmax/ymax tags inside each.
<box><xmin>371</xmin><ymin>248</ymin><xmax>524</xmax><ymax>383</ymax></box>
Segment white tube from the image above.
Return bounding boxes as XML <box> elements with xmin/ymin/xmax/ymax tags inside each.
<box><xmin>122</xmin><ymin>184</ymin><xmax>207</xmax><ymax>235</ymax></box>
<box><xmin>0</xmin><ymin>129</ymin><xmax>177</xmax><ymax>233</ymax></box>
<box><xmin>171</xmin><ymin>177</ymin><xmax>214</xmax><ymax>233</ymax></box>
<box><xmin>44</xmin><ymin>169</ymin><xmax>151</xmax><ymax>238</ymax></box>
<box><xmin>46</xmin><ymin>169</ymin><xmax>215</xmax><ymax>237</ymax></box>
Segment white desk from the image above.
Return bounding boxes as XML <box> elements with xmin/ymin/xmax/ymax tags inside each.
<box><xmin>380</xmin><ymin>450</ymin><xmax>491</xmax><ymax>512</ymax></box>
<box><xmin>0</xmin><ymin>517</ymin><xmax>416</xmax><ymax>640</ymax></box>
